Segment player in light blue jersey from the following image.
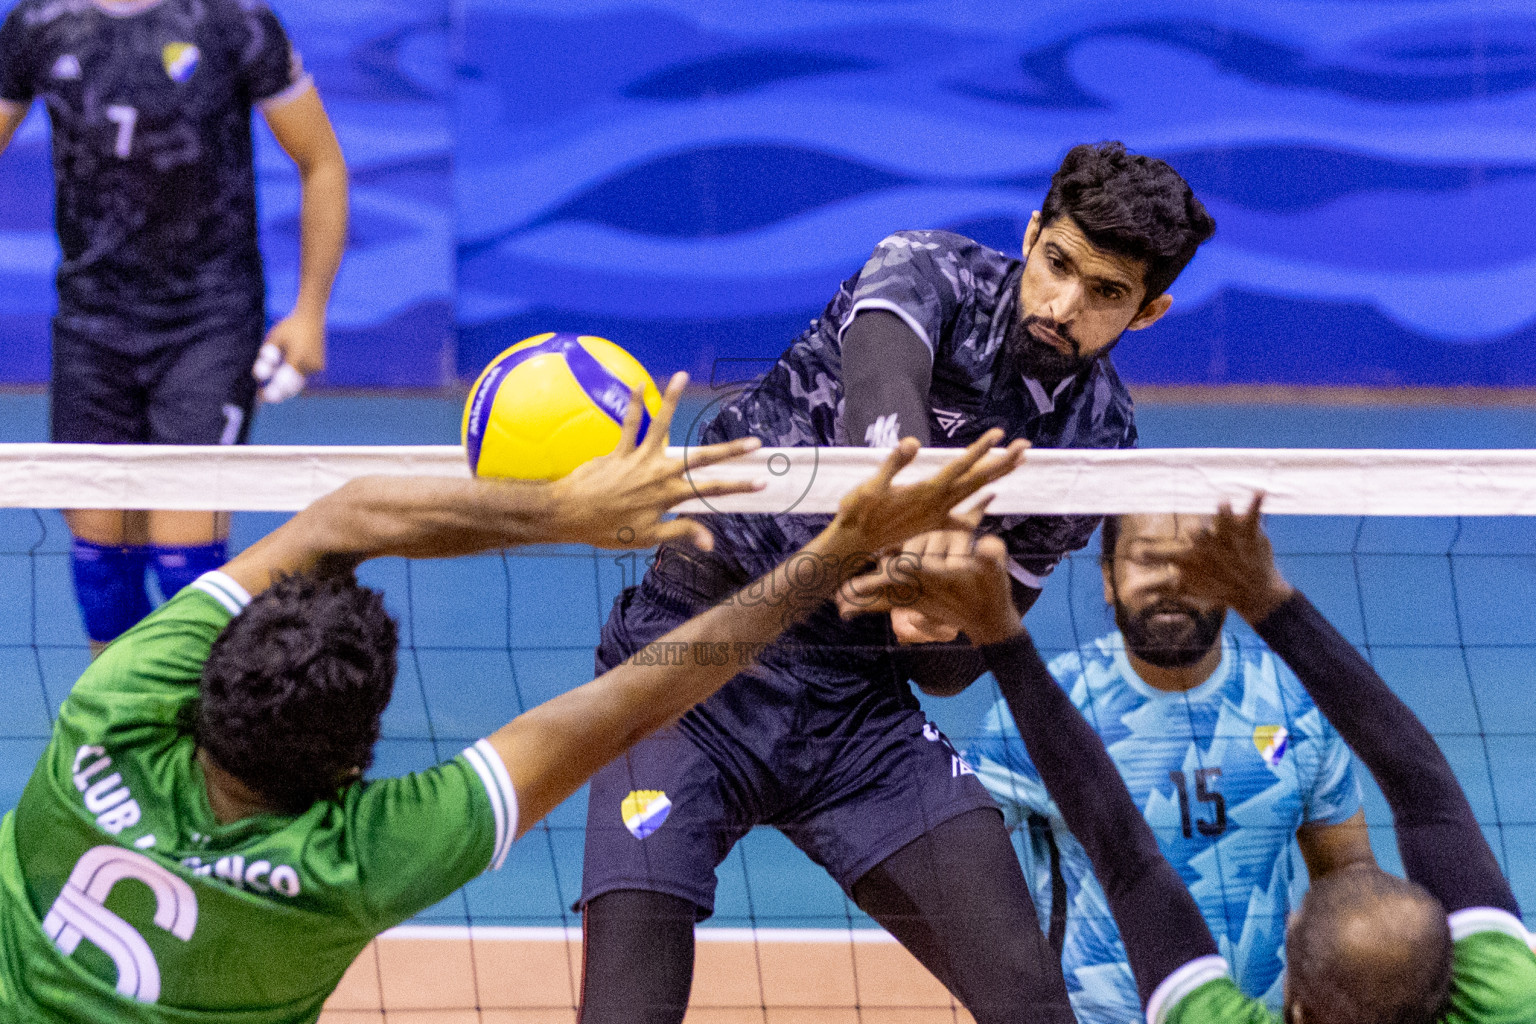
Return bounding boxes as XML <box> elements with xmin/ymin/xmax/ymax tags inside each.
<box><xmin>966</xmin><ymin>513</ymin><xmax>1377</xmax><ymax>1023</ymax></box>
<box><xmin>844</xmin><ymin>500</ymin><xmax>1535</xmax><ymax>1024</ymax></box>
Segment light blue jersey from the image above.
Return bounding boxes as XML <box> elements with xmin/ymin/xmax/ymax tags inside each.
<box><xmin>966</xmin><ymin>631</ymin><xmax>1363</xmax><ymax>1024</ymax></box>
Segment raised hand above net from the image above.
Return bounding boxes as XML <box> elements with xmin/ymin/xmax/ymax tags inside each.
<box><xmin>547</xmin><ymin>371</ymin><xmax>764</xmax><ymax>551</ymax></box>
<box><xmin>1170</xmin><ymin>492</ymin><xmax>1295</xmax><ymax>625</ymax></box>
<box><xmin>824</xmin><ymin>429</ymin><xmax>1026</xmax><ymax>560</ymax></box>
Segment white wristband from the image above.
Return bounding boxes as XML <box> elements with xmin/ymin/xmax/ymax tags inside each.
<box><xmin>261</xmin><ymin>362</ymin><xmax>307</xmax><ymax>403</ymax></box>
<box><xmin>253</xmin><ymin>343</ymin><xmax>307</xmax><ymax>403</ymax></box>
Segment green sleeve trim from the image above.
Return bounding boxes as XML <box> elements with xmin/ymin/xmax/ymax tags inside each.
<box><xmin>189</xmin><ymin>572</ymin><xmax>251</xmax><ymax>616</ymax></box>
<box><xmin>1449</xmin><ymin>907</ymin><xmax>1531</xmax><ymax>945</ymax></box>
<box><xmin>1146</xmin><ymin>955</ymin><xmax>1231</xmax><ymax>1024</ymax></box>
<box><xmin>461</xmin><ymin>740</ymin><xmax>517</xmax><ymax>870</ymax></box>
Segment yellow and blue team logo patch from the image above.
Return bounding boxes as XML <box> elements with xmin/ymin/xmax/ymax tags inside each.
<box><xmin>621</xmin><ymin>790</ymin><xmax>672</xmax><ymax>840</ymax></box>
<box><xmin>1253</xmin><ymin>725</ymin><xmax>1290</xmax><ymax>768</ymax></box>
<box><xmin>162</xmin><ymin>42</ymin><xmax>200</xmax><ymax>83</ymax></box>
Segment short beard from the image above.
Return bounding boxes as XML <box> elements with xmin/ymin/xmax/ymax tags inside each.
<box><xmin>1005</xmin><ymin>313</ymin><xmax>1105</xmax><ymax>384</ymax></box>
<box><xmin>1114</xmin><ymin>598</ymin><xmax>1226</xmax><ymax>669</ymax></box>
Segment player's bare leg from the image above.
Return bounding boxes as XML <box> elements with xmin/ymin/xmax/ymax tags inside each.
<box><xmin>64</xmin><ymin>508</ymin><xmax>149</xmax><ymax>547</ymax></box>
<box><xmin>148</xmin><ymin>509</ymin><xmax>229</xmax><ymax>547</ymax></box>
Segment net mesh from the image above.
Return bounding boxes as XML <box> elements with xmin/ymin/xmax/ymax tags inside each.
<box><xmin>2</xmin><ymin>446</ymin><xmax>1534</xmax><ymax>1022</ymax></box>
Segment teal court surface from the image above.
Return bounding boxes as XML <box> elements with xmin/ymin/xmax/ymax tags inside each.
<box><xmin>2</xmin><ymin>390</ymin><xmax>1534</xmax><ymax>932</ymax></box>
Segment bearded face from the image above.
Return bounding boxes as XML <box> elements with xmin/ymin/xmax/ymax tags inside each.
<box><xmin>1102</xmin><ymin>514</ymin><xmax>1227</xmax><ymax>671</ymax></box>
<box><xmin>1005</xmin><ymin>313</ymin><xmax>1106</xmax><ymax>384</ymax></box>
<box><xmin>1114</xmin><ymin>596</ymin><xmax>1226</xmax><ymax>668</ymax></box>
<box><xmin>1009</xmin><ymin>213</ymin><xmax>1164</xmax><ymax>386</ymax></box>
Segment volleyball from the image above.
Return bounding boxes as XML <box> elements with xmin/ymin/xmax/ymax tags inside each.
<box><xmin>461</xmin><ymin>332</ymin><xmax>663</xmax><ymax>480</ymax></box>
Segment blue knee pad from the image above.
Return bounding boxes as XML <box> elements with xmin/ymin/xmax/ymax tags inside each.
<box><xmin>71</xmin><ymin>540</ymin><xmax>152</xmax><ymax>644</ymax></box>
<box><xmin>152</xmin><ymin>541</ymin><xmax>228</xmax><ymax>600</ymax></box>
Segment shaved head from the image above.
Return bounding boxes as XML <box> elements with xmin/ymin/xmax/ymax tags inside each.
<box><xmin>1284</xmin><ymin>866</ymin><xmax>1452</xmax><ymax>1024</ymax></box>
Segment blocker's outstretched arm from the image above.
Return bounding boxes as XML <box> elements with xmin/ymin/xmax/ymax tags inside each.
<box><xmin>1174</xmin><ymin>497</ymin><xmax>1520</xmax><ymax>918</ymax></box>
<box><xmin>221</xmin><ymin>373</ymin><xmax>762</xmax><ymax>598</ymax></box>
<box><xmin>492</xmin><ymin>432</ymin><xmax>1026</xmax><ymax>837</ymax></box>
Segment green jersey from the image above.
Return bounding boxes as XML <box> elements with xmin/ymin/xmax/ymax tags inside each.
<box><xmin>0</xmin><ymin>572</ymin><xmax>518</xmax><ymax>1023</ymax></box>
<box><xmin>1149</xmin><ymin>908</ymin><xmax>1536</xmax><ymax>1024</ymax></box>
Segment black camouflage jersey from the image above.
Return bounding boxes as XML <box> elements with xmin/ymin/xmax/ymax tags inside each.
<box><xmin>700</xmin><ymin>229</ymin><xmax>1137</xmax><ymax>590</ymax></box>
<box><xmin>0</xmin><ymin>0</ymin><xmax>308</xmax><ymax>351</ymax></box>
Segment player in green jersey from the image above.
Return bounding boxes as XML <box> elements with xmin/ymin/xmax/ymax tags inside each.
<box><xmin>0</xmin><ymin>373</ymin><xmax>1026</xmax><ymax>1023</ymax></box>
<box><xmin>838</xmin><ymin>499</ymin><xmax>1536</xmax><ymax>1024</ymax></box>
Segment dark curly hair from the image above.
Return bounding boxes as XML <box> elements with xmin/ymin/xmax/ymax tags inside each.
<box><xmin>195</xmin><ymin>570</ymin><xmax>398</xmax><ymax>814</ymax></box>
<box><xmin>1040</xmin><ymin>141</ymin><xmax>1215</xmax><ymax>303</ymax></box>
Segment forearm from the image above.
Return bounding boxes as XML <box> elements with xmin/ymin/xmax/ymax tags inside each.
<box><xmin>497</xmin><ymin>526</ymin><xmax>871</xmax><ymax>834</ymax></box>
<box><xmin>981</xmin><ymin>631</ymin><xmax>1218</xmax><ymax>1002</ymax></box>
<box><xmin>1253</xmin><ymin>593</ymin><xmax>1518</xmax><ymax>915</ymax></box>
<box><xmin>1296</xmin><ymin>811</ymin><xmax>1375</xmax><ymax>881</ymax></box>
<box><xmin>307</xmin><ymin>476</ymin><xmax>568</xmax><ymax>556</ymax></box>
<box><xmin>292</xmin><ymin>155</ymin><xmax>347</xmax><ymax>318</ymax></box>
<box><xmin>224</xmin><ymin>475</ymin><xmax>566</xmax><ymax>595</ymax></box>
<box><xmin>842</xmin><ymin>310</ymin><xmax>932</xmax><ymax>446</ymax></box>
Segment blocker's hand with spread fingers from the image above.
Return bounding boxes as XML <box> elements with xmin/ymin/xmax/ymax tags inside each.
<box><xmin>823</xmin><ymin>429</ymin><xmax>1026</xmax><ymax>561</ymax></box>
<box><xmin>840</xmin><ymin>528</ymin><xmax>1022</xmax><ymax>647</ymax></box>
<box><xmin>887</xmin><ymin>528</ymin><xmax>983</xmax><ymax>643</ymax></box>
<box><xmin>1170</xmin><ymin>493</ymin><xmax>1295</xmax><ymax>625</ymax></box>
<box><xmin>838</xmin><ymin>523</ymin><xmax>992</xmax><ymax>642</ymax></box>
<box><xmin>550</xmin><ymin>371</ymin><xmax>764</xmax><ymax>551</ymax></box>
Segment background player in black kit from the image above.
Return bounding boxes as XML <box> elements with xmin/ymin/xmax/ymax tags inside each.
<box><xmin>577</xmin><ymin>143</ymin><xmax>1216</xmax><ymax>1023</ymax></box>
<box><xmin>0</xmin><ymin>0</ymin><xmax>347</xmax><ymax>650</ymax></box>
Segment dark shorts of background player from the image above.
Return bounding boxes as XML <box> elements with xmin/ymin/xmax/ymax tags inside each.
<box><xmin>580</xmin><ymin>573</ymin><xmax>999</xmax><ymax>919</ymax></box>
<box><xmin>50</xmin><ymin>316</ymin><xmax>264</xmax><ymax>445</ymax></box>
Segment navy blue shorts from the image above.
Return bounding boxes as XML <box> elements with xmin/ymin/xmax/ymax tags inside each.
<box><xmin>51</xmin><ymin>317</ymin><xmax>263</xmax><ymax>445</ymax></box>
<box><xmin>580</xmin><ymin>574</ymin><xmax>998</xmax><ymax>918</ymax></box>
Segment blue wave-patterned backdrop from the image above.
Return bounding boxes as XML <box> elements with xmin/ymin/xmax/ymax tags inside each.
<box><xmin>457</xmin><ymin>0</ymin><xmax>1536</xmax><ymax>388</ymax></box>
<box><xmin>5</xmin><ymin>1</ymin><xmax>1536</xmax><ymax>387</ymax></box>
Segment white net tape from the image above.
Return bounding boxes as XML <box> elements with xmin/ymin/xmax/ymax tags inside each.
<box><xmin>3</xmin><ymin>443</ymin><xmax>1536</xmax><ymax>515</ymax></box>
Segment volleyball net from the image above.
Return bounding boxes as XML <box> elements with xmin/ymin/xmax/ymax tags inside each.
<box><xmin>2</xmin><ymin>444</ymin><xmax>1534</xmax><ymax>1022</ymax></box>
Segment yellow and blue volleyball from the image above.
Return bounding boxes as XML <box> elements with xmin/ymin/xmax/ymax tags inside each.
<box><xmin>462</xmin><ymin>332</ymin><xmax>662</xmax><ymax>480</ymax></box>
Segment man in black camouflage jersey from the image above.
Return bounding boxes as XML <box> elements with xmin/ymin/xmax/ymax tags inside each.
<box><xmin>578</xmin><ymin>143</ymin><xmax>1216</xmax><ymax>1023</ymax></box>
<box><xmin>0</xmin><ymin>0</ymin><xmax>347</xmax><ymax>651</ymax></box>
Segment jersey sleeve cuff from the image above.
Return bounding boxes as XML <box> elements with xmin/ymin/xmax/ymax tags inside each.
<box><xmin>255</xmin><ymin>73</ymin><xmax>314</xmax><ymax>112</ymax></box>
<box><xmin>1145</xmin><ymin>955</ymin><xmax>1230</xmax><ymax>1024</ymax></box>
<box><xmin>1448</xmin><ymin>907</ymin><xmax>1531</xmax><ymax>944</ymax></box>
<box><xmin>191</xmin><ymin>571</ymin><xmax>252</xmax><ymax>616</ymax></box>
<box><xmin>1007</xmin><ymin>557</ymin><xmax>1054</xmax><ymax>591</ymax></box>
<box><xmin>1303</xmin><ymin>798</ymin><xmax>1363</xmax><ymax>828</ymax></box>
<box><xmin>837</xmin><ymin>298</ymin><xmax>935</xmax><ymax>357</ymax></box>
<box><xmin>462</xmin><ymin>739</ymin><xmax>518</xmax><ymax>871</ymax></box>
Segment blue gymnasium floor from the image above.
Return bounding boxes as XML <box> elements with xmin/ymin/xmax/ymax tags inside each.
<box><xmin>2</xmin><ymin>391</ymin><xmax>1535</xmax><ymax>931</ymax></box>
